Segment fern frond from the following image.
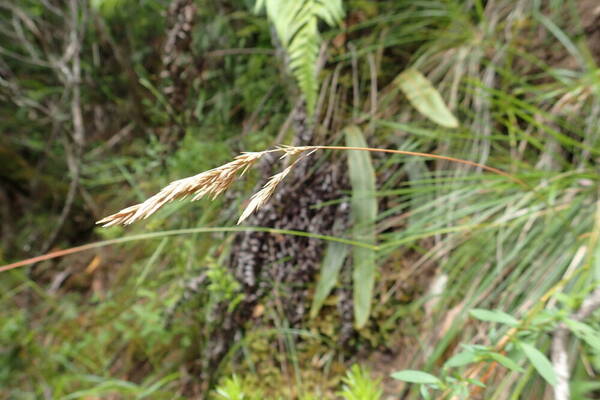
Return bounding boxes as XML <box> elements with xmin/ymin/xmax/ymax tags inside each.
<box><xmin>257</xmin><ymin>0</ymin><xmax>344</xmax><ymax>115</ymax></box>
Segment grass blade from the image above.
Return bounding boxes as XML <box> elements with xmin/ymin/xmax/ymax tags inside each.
<box><xmin>0</xmin><ymin>226</ymin><xmax>377</xmax><ymax>273</ymax></box>
<box><xmin>345</xmin><ymin>125</ymin><xmax>378</xmax><ymax>329</ymax></box>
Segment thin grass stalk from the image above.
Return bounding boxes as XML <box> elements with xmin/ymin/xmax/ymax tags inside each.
<box><xmin>97</xmin><ymin>145</ymin><xmax>528</xmax><ymax>228</ymax></box>
<box><xmin>0</xmin><ymin>226</ymin><xmax>378</xmax><ymax>273</ymax></box>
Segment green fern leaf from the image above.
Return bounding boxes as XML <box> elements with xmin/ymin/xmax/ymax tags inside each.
<box><xmin>256</xmin><ymin>0</ymin><xmax>344</xmax><ymax>115</ymax></box>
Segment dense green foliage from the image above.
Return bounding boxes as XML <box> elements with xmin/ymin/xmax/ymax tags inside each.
<box><xmin>1</xmin><ymin>0</ymin><xmax>599</xmax><ymax>399</ymax></box>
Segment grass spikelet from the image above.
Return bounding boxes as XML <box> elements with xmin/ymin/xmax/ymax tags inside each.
<box><xmin>237</xmin><ymin>165</ymin><xmax>294</xmax><ymax>224</ymax></box>
<box><xmin>96</xmin><ymin>151</ymin><xmax>266</xmax><ymax>227</ymax></box>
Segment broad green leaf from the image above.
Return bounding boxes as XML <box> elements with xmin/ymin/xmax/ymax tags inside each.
<box><xmin>564</xmin><ymin>318</ymin><xmax>600</xmax><ymax>351</ymax></box>
<box><xmin>486</xmin><ymin>352</ymin><xmax>524</xmax><ymax>372</ymax></box>
<box><xmin>345</xmin><ymin>126</ymin><xmax>378</xmax><ymax>329</ymax></box>
<box><xmin>444</xmin><ymin>350</ymin><xmax>477</xmax><ymax>368</ymax></box>
<box><xmin>394</xmin><ymin>69</ymin><xmax>459</xmax><ymax>128</ymax></box>
<box><xmin>518</xmin><ymin>342</ymin><xmax>557</xmax><ymax>386</ymax></box>
<box><xmin>469</xmin><ymin>309</ymin><xmax>519</xmax><ymax>326</ymax></box>
<box><xmin>310</xmin><ymin>240</ymin><xmax>349</xmax><ymax>318</ymax></box>
<box><xmin>391</xmin><ymin>370</ymin><xmax>440</xmax><ymax>385</ymax></box>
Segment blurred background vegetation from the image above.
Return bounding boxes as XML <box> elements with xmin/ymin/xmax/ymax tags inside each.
<box><xmin>1</xmin><ymin>0</ymin><xmax>599</xmax><ymax>398</ymax></box>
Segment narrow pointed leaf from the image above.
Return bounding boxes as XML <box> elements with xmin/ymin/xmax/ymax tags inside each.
<box><xmin>518</xmin><ymin>342</ymin><xmax>557</xmax><ymax>386</ymax></box>
<box><xmin>564</xmin><ymin>318</ymin><xmax>600</xmax><ymax>352</ymax></box>
<box><xmin>469</xmin><ymin>308</ymin><xmax>519</xmax><ymax>326</ymax></box>
<box><xmin>345</xmin><ymin>125</ymin><xmax>377</xmax><ymax>329</ymax></box>
<box><xmin>487</xmin><ymin>352</ymin><xmax>524</xmax><ymax>373</ymax></box>
<box><xmin>444</xmin><ymin>350</ymin><xmax>477</xmax><ymax>368</ymax></box>
<box><xmin>394</xmin><ymin>68</ymin><xmax>459</xmax><ymax>128</ymax></box>
<box><xmin>391</xmin><ymin>370</ymin><xmax>440</xmax><ymax>384</ymax></box>
<box><xmin>310</xmin><ymin>240</ymin><xmax>349</xmax><ymax>319</ymax></box>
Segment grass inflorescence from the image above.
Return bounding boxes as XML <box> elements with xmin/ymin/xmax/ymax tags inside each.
<box><xmin>97</xmin><ymin>145</ymin><xmax>525</xmax><ymax>227</ymax></box>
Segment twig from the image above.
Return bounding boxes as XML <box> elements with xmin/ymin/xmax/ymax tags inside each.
<box><xmin>552</xmin><ymin>324</ymin><xmax>570</xmax><ymax>400</ymax></box>
<box><xmin>40</xmin><ymin>0</ymin><xmax>86</xmax><ymax>254</ymax></box>
<box><xmin>87</xmin><ymin>123</ymin><xmax>134</xmax><ymax>158</ymax></box>
<box><xmin>574</xmin><ymin>287</ymin><xmax>600</xmax><ymax>321</ymax></box>
<box><xmin>552</xmin><ymin>287</ymin><xmax>600</xmax><ymax>400</ymax></box>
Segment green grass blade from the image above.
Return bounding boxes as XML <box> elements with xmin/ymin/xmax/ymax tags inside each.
<box><xmin>345</xmin><ymin>125</ymin><xmax>378</xmax><ymax>329</ymax></box>
<box><xmin>0</xmin><ymin>226</ymin><xmax>377</xmax><ymax>272</ymax></box>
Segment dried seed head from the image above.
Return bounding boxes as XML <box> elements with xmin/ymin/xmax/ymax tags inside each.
<box><xmin>277</xmin><ymin>145</ymin><xmax>312</xmax><ymax>158</ymax></box>
<box><xmin>97</xmin><ymin>146</ymin><xmax>317</xmax><ymax>227</ymax></box>
<box><xmin>97</xmin><ymin>151</ymin><xmax>265</xmax><ymax>227</ymax></box>
<box><xmin>237</xmin><ymin>165</ymin><xmax>294</xmax><ymax>224</ymax></box>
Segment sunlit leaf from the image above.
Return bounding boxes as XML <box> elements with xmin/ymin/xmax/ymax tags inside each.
<box><xmin>391</xmin><ymin>370</ymin><xmax>440</xmax><ymax>385</ymax></box>
<box><xmin>394</xmin><ymin>68</ymin><xmax>459</xmax><ymax>128</ymax></box>
<box><xmin>444</xmin><ymin>350</ymin><xmax>477</xmax><ymax>368</ymax></box>
<box><xmin>518</xmin><ymin>342</ymin><xmax>557</xmax><ymax>386</ymax></box>
<box><xmin>469</xmin><ymin>309</ymin><xmax>519</xmax><ymax>326</ymax></box>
